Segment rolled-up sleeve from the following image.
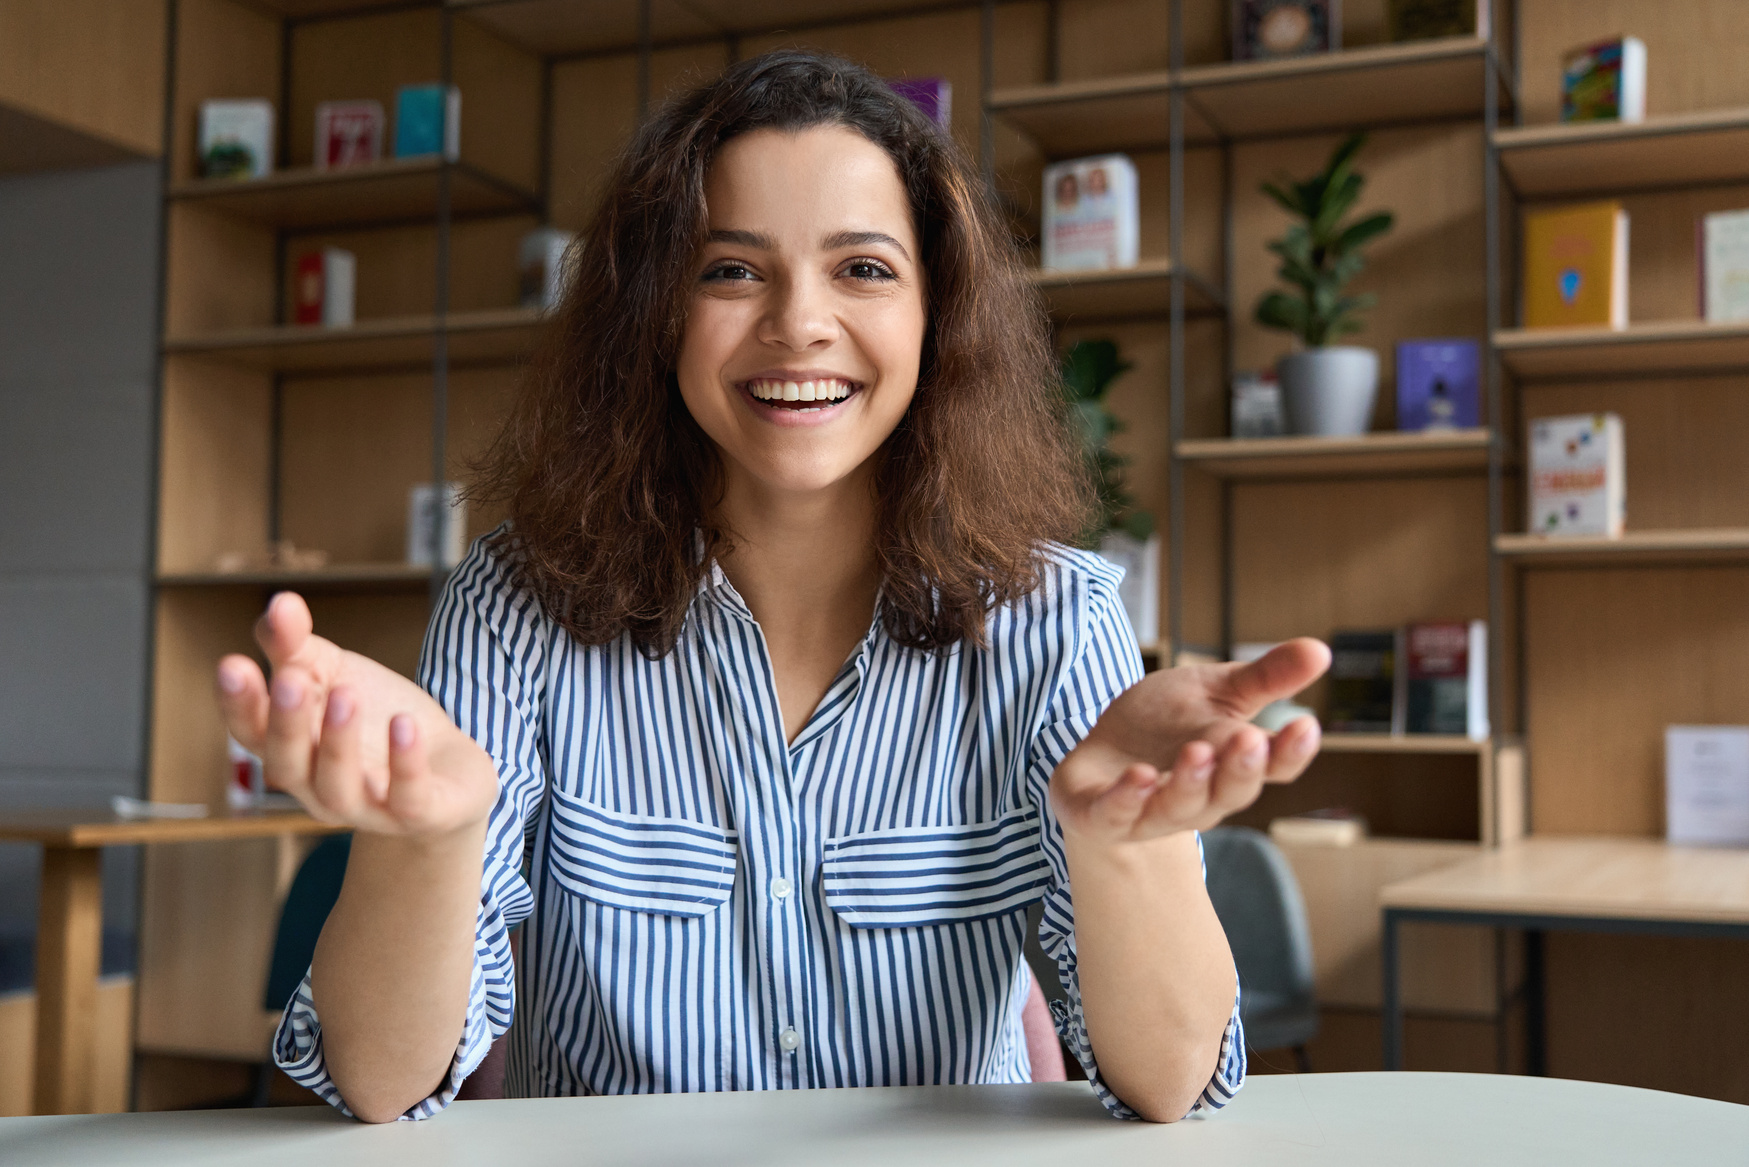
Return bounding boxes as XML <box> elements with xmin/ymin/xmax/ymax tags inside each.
<box><xmin>1024</xmin><ymin>567</ymin><xmax>1247</xmax><ymax>1120</ymax></box>
<box><xmin>273</xmin><ymin>535</ymin><xmax>549</xmax><ymax>1119</ymax></box>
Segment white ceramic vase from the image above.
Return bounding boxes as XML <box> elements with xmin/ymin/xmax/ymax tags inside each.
<box><xmin>1277</xmin><ymin>346</ymin><xmax>1380</xmax><ymax>437</ymax></box>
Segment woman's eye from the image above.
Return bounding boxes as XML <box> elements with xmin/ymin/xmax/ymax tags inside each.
<box><xmin>703</xmin><ymin>263</ymin><xmax>756</xmax><ymax>283</ymax></box>
<box><xmin>843</xmin><ymin>259</ymin><xmax>897</xmax><ymax>281</ymax></box>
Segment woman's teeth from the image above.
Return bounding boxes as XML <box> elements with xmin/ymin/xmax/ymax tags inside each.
<box><xmin>746</xmin><ymin>378</ymin><xmax>854</xmax><ymax>405</ymax></box>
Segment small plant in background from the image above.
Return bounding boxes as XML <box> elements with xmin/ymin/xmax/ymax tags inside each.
<box><xmin>1254</xmin><ymin>132</ymin><xmax>1395</xmax><ymax>347</ymax></box>
<box><xmin>1061</xmin><ymin>339</ymin><xmax>1153</xmax><ymax>548</ymax></box>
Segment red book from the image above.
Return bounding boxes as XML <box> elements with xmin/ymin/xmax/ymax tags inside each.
<box><xmin>294</xmin><ymin>251</ymin><xmax>324</xmax><ymax>324</ymax></box>
<box><xmin>315</xmin><ymin>100</ymin><xmax>383</xmax><ymax>171</ymax></box>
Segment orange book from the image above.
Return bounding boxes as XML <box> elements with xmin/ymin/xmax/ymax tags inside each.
<box><xmin>1522</xmin><ymin>201</ymin><xmax>1628</xmax><ymax>329</ymax></box>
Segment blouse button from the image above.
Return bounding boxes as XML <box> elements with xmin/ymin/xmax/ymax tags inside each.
<box><xmin>779</xmin><ymin>1027</ymin><xmax>801</xmax><ymax>1053</ymax></box>
<box><xmin>769</xmin><ymin>875</ymin><xmax>793</xmax><ymax>900</ymax></box>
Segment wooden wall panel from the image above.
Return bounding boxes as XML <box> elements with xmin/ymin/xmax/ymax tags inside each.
<box><xmin>170</xmin><ymin>0</ymin><xmax>278</xmax><ymax>184</ymax></box>
<box><xmin>1616</xmin><ymin>182</ymin><xmax>1749</xmax><ymax>325</ymax></box>
<box><xmin>0</xmin><ymin>0</ymin><xmax>166</xmax><ymax>157</ymax></box>
<box><xmin>304</xmin><ymin>594</ymin><xmax>432</xmax><ymax>681</ymax></box>
<box><xmin>280</xmin><ymin>214</ymin><xmax>537</xmax><ymax>322</ymax></box>
<box><xmin>1525</xmin><ymin>566</ymin><xmax>1749</xmax><ymax>837</ymax></box>
<box><xmin>1231</xmin><ymin>125</ymin><xmax>1485</xmax><ymax>430</ymax></box>
<box><xmin>147</xmin><ymin>587</ymin><xmax>261</xmax><ymax>804</ymax></box>
<box><xmin>156</xmin><ymin>357</ymin><xmax>272</xmax><ymax>574</ymax></box>
<box><xmin>164</xmin><ymin>205</ymin><xmax>277</xmax><ymax>336</ymax></box>
<box><xmin>1230</xmin><ymin>753</ymin><xmax>1482</xmax><ymax>841</ymax></box>
<box><xmin>288</xmin><ymin>8</ymin><xmax>540</xmax><ymax>188</ymax></box>
<box><xmin>279</xmin><ymin>366</ymin><xmax>518</xmax><ymax>564</ymax></box>
<box><xmin>1518</xmin><ymin>0</ymin><xmax>1749</xmax><ymax>126</ymax></box>
<box><xmin>0</xmin><ymin>977</ymin><xmax>133</xmax><ymax>1117</ymax></box>
<box><xmin>1547</xmin><ymin>932</ymin><xmax>1749</xmax><ymax>1106</ymax></box>
<box><xmin>1521</xmin><ymin>377</ymin><xmax>1749</xmax><ymax>533</ymax></box>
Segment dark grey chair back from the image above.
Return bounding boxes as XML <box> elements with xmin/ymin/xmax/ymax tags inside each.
<box><xmin>1201</xmin><ymin>826</ymin><xmax>1318</xmax><ymax>1056</ymax></box>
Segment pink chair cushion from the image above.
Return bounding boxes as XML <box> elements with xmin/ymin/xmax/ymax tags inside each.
<box><xmin>1023</xmin><ymin>974</ymin><xmax>1067</xmax><ymax>1082</ymax></box>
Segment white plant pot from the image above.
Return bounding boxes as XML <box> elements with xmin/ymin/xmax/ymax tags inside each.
<box><xmin>1277</xmin><ymin>346</ymin><xmax>1380</xmax><ymax>437</ymax></box>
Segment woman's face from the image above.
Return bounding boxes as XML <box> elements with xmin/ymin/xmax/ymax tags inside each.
<box><xmin>677</xmin><ymin>125</ymin><xmax>927</xmax><ymax>500</ymax></box>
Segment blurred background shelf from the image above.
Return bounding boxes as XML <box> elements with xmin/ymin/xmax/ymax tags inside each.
<box><xmin>1321</xmin><ymin>734</ymin><xmax>1490</xmax><ymax>755</ymax></box>
<box><xmin>1031</xmin><ymin>259</ymin><xmax>1223</xmax><ymax>321</ymax></box>
<box><xmin>156</xmin><ymin>564</ymin><xmax>438</xmax><ymax>590</ymax></box>
<box><xmin>1496</xmin><ymin>107</ymin><xmax>1749</xmax><ymax>199</ymax></box>
<box><xmin>1176</xmin><ymin>429</ymin><xmax>1491</xmax><ymax>479</ymax></box>
<box><xmin>1496</xmin><ymin>529</ymin><xmax>1749</xmax><ymax>565</ymax></box>
<box><xmin>164</xmin><ymin>307</ymin><xmax>546</xmax><ymax>374</ymax></box>
<box><xmin>167</xmin><ymin>157</ymin><xmax>538</xmax><ymax>229</ymax></box>
<box><xmin>1496</xmin><ymin>320</ymin><xmax>1749</xmax><ymax>379</ymax></box>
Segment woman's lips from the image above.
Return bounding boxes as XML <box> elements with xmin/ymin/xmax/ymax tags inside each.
<box><xmin>735</xmin><ymin>375</ymin><xmax>863</xmax><ymax>421</ymax></box>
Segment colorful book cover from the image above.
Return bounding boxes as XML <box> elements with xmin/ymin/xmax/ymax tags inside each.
<box><xmin>1232</xmin><ymin>0</ymin><xmax>1339</xmax><ymax>61</ymax></box>
<box><xmin>1522</xmin><ymin>201</ymin><xmax>1628</xmax><ymax>329</ymax></box>
<box><xmin>1325</xmin><ymin>629</ymin><xmax>1402</xmax><ymax>735</ymax></box>
<box><xmin>293</xmin><ymin>248</ymin><xmax>355</xmax><ymax>328</ymax></box>
<box><xmin>1041</xmin><ymin>154</ymin><xmax>1139</xmax><ymax>272</ymax></box>
<box><xmin>198</xmin><ymin>99</ymin><xmax>274</xmax><ymax>180</ymax></box>
<box><xmin>315</xmin><ymin>100</ymin><xmax>384</xmax><ymax>170</ymax></box>
<box><xmin>888</xmin><ymin>77</ymin><xmax>952</xmax><ymax>130</ymax></box>
<box><xmin>394</xmin><ymin>84</ymin><xmax>461</xmax><ymax>160</ymax></box>
<box><xmin>1528</xmin><ymin>412</ymin><xmax>1625</xmax><ymax>538</ymax></box>
<box><xmin>1396</xmin><ymin>339</ymin><xmax>1479</xmax><ymax>431</ymax></box>
<box><xmin>1701</xmin><ymin>208</ymin><xmax>1749</xmax><ymax>324</ymax></box>
<box><xmin>1404</xmin><ymin>620</ymin><xmax>1488</xmax><ymax>739</ymax></box>
<box><xmin>1562</xmin><ymin>36</ymin><xmax>1647</xmax><ymax>123</ymax></box>
<box><xmin>1385</xmin><ymin>0</ymin><xmax>1486</xmax><ymax>42</ymax></box>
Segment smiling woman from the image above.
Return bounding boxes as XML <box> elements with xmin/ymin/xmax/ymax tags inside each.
<box><xmin>215</xmin><ymin>49</ymin><xmax>1330</xmax><ymax>1128</ymax></box>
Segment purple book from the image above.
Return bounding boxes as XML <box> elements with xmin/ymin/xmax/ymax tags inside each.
<box><xmin>889</xmin><ymin>77</ymin><xmax>952</xmax><ymax>129</ymax></box>
<box><xmin>1396</xmin><ymin>338</ymin><xmax>1480</xmax><ymax>431</ymax></box>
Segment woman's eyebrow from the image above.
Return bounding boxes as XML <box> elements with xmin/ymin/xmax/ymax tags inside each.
<box><xmin>707</xmin><ymin>228</ymin><xmax>777</xmax><ymax>248</ymax></box>
<box><xmin>822</xmin><ymin>229</ymin><xmax>910</xmax><ymax>260</ymax></box>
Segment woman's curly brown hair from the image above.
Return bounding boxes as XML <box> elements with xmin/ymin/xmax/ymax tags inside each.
<box><xmin>475</xmin><ymin>49</ymin><xmax>1094</xmax><ymax>655</ymax></box>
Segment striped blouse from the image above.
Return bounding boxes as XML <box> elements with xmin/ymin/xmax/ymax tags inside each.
<box><xmin>274</xmin><ymin>534</ymin><xmax>1246</xmax><ymax>1120</ymax></box>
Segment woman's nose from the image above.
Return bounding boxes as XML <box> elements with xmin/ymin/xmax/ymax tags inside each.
<box><xmin>758</xmin><ymin>273</ymin><xmax>838</xmax><ymax>350</ymax></box>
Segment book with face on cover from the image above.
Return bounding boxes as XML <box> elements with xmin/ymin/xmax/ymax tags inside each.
<box><xmin>1040</xmin><ymin>154</ymin><xmax>1139</xmax><ymax>272</ymax></box>
<box><xmin>1522</xmin><ymin>201</ymin><xmax>1628</xmax><ymax>329</ymax></box>
<box><xmin>1232</xmin><ymin>0</ymin><xmax>1339</xmax><ymax>60</ymax></box>
<box><xmin>1528</xmin><ymin>412</ymin><xmax>1625</xmax><ymax>538</ymax></box>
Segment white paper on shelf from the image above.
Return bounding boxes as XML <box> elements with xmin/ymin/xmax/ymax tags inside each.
<box><xmin>1666</xmin><ymin>726</ymin><xmax>1749</xmax><ymax>846</ymax></box>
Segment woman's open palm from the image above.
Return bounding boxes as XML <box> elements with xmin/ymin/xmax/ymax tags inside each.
<box><xmin>1051</xmin><ymin>638</ymin><xmax>1332</xmax><ymax>844</ymax></box>
<box><xmin>215</xmin><ymin>592</ymin><xmax>499</xmax><ymax>837</ymax></box>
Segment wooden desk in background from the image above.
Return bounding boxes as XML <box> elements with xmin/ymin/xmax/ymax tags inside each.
<box><xmin>1379</xmin><ymin>836</ymin><xmax>1749</xmax><ymax>1072</ymax></box>
<box><xmin>0</xmin><ymin>811</ymin><xmax>342</xmax><ymax>1116</ymax></box>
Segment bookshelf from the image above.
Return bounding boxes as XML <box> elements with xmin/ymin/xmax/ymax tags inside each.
<box><xmin>1495</xmin><ymin>107</ymin><xmax>1749</xmax><ymax>198</ymax></box>
<box><xmin>1495</xmin><ymin>529</ymin><xmax>1749</xmax><ymax>566</ymax></box>
<box><xmin>1495</xmin><ymin>320</ymin><xmax>1749</xmax><ymax>379</ymax></box>
<box><xmin>164</xmin><ymin>306</ymin><xmax>544</xmax><ymax>374</ymax></box>
<box><xmin>1175</xmin><ymin>430</ymin><xmax>1492</xmax><ymax>480</ymax></box>
<box><xmin>1032</xmin><ymin>259</ymin><xmax>1224</xmax><ymax>321</ymax></box>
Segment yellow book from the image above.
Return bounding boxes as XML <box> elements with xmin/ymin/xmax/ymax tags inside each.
<box><xmin>1522</xmin><ymin>200</ymin><xmax>1628</xmax><ymax>329</ymax></box>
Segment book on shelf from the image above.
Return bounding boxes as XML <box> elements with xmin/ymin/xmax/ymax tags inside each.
<box><xmin>1404</xmin><ymin>620</ymin><xmax>1488</xmax><ymax>740</ymax></box>
<box><xmin>1232</xmin><ymin>0</ymin><xmax>1339</xmax><ymax>61</ymax></box>
<box><xmin>408</xmin><ymin>482</ymin><xmax>468</xmax><ymax>569</ymax></box>
<box><xmin>394</xmin><ymin>84</ymin><xmax>461</xmax><ymax>161</ymax></box>
<box><xmin>888</xmin><ymin>76</ymin><xmax>952</xmax><ymax>130</ymax></box>
<box><xmin>1700</xmin><ymin>208</ymin><xmax>1749</xmax><ymax>324</ymax></box>
<box><xmin>1385</xmin><ymin>0</ymin><xmax>1487</xmax><ymax>42</ymax></box>
<box><xmin>1667</xmin><ymin>726</ymin><xmax>1749</xmax><ymax>847</ymax></box>
<box><xmin>1231</xmin><ymin>370</ymin><xmax>1286</xmax><ymax>438</ymax></box>
<box><xmin>315</xmin><ymin>99</ymin><xmax>384</xmax><ymax>171</ymax></box>
<box><xmin>520</xmin><ymin>227</ymin><xmax>577</xmax><ymax>312</ymax></box>
<box><xmin>1040</xmin><ymin>154</ymin><xmax>1139</xmax><ymax>273</ymax></box>
<box><xmin>1561</xmin><ymin>36</ymin><xmax>1647</xmax><ymax>124</ymax></box>
<box><xmin>1522</xmin><ymin>201</ymin><xmax>1628</xmax><ymax>330</ymax></box>
<box><xmin>1269</xmin><ymin>809</ymin><xmax>1366</xmax><ymax>848</ymax></box>
<box><xmin>1528</xmin><ymin>412</ymin><xmax>1625</xmax><ymax>538</ymax></box>
<box><xmin>1326</xmin><ymin>629</ymin><xmax>1402</xmax><ymax>735</ymax></box>
<box><xmin>198</xmin><ymin>98</ymin><xmax>274</xmax><ymax>180</ymax></box>
<box><xmin>1097</xmin><ymin>530</ymin><xmax>1160</xmax><ymax>649</ymax></box>
<box><xmin>294</xmin><ymin>248</ymin><xmax>356</xmax><ymax>328</ymax></box>
<box><xmin>1395</xmin><ymin>339</ymin><xmax>1479</xmax><ymax>432</ymax></box>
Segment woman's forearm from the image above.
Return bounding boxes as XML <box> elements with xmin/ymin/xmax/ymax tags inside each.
<box><xmin>1063</xmin><ymin>826</ymin><xmax>1237</xmax><ymax>1122</ymax></box>
<box><xmin>310</xmin><ymin>820</ymin><xmax>488</xmax><ymax>1123</ymax></box>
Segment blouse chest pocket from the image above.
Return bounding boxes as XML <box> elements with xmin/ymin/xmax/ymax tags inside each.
<box><xmin>546</xmin><ymin>788</ymin><xmax>738</xmax><ymax>917</ymax></box>
<box><xmin>820</xmin><ymin>806</ymin><xmax>1052</xmax><ymax>929</ymax></box>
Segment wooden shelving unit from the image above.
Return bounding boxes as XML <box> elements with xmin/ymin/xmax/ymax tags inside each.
<box><xmin>1176</xmin><ymin>429</ymin><xmax>1491</xmax><ymax>480</ymax></box>
<box><xmin>1321</xmin><ymin>734</ymin><xmax>1490</xmax><ymax>755</ymax></box>
<box><xmin>1496</xmin><ymin>320</ymin><xmax>1749</xmax><ymax>379</ymax></box>
<box><xmin>156</xmin><ymin>563</ymin><xmax>438</xmax><ymax>589</ymax></box>
<box><xmin>167</xmin><ymin>157</ymin><xmax>538</xmax><ymax>229</ymax></box>
<box><xmin>1496</xmin><ymin>107</ymin><xmax>1749</xmax><ymax>198</ymax></box>
<box><xmin>1031</xmin><ymin>258</ymin><xmax>1223</xmax><ymax>321</ymax></box>
<box><xmin>164</xmin><ymin>306</ymin><xmax>546</xmax><ymax>374</ymax></box>
<box><xmin>1496</xmin><ymin>529</ymin><xmax>1749</xmax><ymax>565</ymax></box>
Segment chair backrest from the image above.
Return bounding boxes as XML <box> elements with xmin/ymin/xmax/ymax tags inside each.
<box><xmin>263</xmin><ymin>833</ymin><xmax>352</xmax><ymax>1013</ymax></box>
<box><xmin>1199</xmin><ymin>826</ymin><xmax>1316</xmax><ymax>1002</ymax></box>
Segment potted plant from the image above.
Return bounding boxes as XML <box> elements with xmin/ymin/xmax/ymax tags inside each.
<box><xmin>1254</xmin><ymin>133</ymin><xmax>1395</xmax><ymax>436</ymax></box>
<box><xmin>1062</xmin><ymin>339</ymin><xmax>1158</xmax><ymax>646</ymax></box>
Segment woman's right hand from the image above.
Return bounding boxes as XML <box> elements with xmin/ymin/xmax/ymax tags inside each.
<box><xmin>214</xmin><ymin>591</ymin><xmax>499</xmax><ymax>837</ymax></box>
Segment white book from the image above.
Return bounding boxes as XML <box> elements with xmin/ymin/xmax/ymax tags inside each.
<box><xmin>321</xmin><ymin>248</ymin><xmax>355</xmax><ymax>328</ymax></box>
<box><xmin>1667</xmin><ymin>726</ymin><xmax>1749</xmax><ymax>846</ymax></box>
<box><xmin>1528</xmin><ymin>413</ymin><xmax>1625</xmax><ymax>538</ymax></box>
<box><xmin>199</xmin><ymin>98</ymin><xmax>274</xmax><ymax>180</ymax></box>
<box><xmin>1041</xmin><ymin>154</ymin><xmax>1139</xmax><ymax>272</ymax></box>
<box><xmin>1702</xmin><ymin>208</ymin><xmax>1749</xmax><ymax>324</ymax></box>
<box><xmin>519</xmin><ymin>227</ymin><xmax>577</xmax><ymax>311</ymax></box>
<box><xmin>407</xmin><ymin>482</ymin><xmax>467</xmax><ymax>568</ymax></box>
<box><xmin>1096</xmin><ymin>529</ymin><xmax>1159</xmax><ymax>648</ymax></box>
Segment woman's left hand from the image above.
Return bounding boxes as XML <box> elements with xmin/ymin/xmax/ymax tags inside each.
<box><xmin>1050</xmin><ymin>638</ymin><xmax>1332</xmax><ymax>845</ymax></box>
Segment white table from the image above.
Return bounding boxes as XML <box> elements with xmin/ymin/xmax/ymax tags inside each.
<box><xmin>2</xmin><ymin>1074</ymin><xmax>1745</xmax><ymax>1166</ymax></box>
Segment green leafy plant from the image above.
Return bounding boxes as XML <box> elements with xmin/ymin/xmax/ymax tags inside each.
<box><xmin>1254</xmin><ymin>133</ymin><xmax>1395</xmax><ymax>347</ymax></box>
<box><xmin>1061</xmin><ymin>339</ymin><xmax>1154</xmax><ymax>547</ymax></box>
